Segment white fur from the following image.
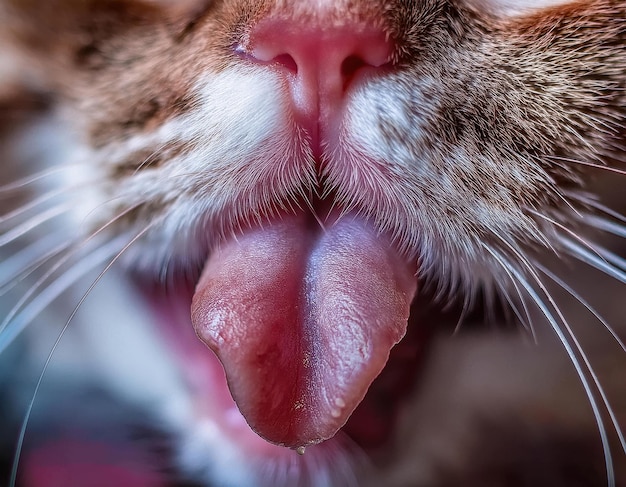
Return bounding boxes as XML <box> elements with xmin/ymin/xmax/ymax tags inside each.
<box><xmin>469</xmin><ymin>0</ymin><xmax>575</xmax><ymax>15</ymax></box>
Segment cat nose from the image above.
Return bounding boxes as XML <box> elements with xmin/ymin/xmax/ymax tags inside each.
<box><xmin>241</xmin><ymin>20</ymin><xmax>393</xmax><ymax>135</ymax></box>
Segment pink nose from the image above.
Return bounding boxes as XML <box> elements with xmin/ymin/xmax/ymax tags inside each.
<box><xmin>241</xmin><ymin>19</ymin><xmax>393</xmax><ymax>141</ymax></box>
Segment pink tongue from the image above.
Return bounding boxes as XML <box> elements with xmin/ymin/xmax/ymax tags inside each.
<box><xmin>191</xmin><ymin>214</ymin><xmax>417</xmax><ymax>448</ymax></box>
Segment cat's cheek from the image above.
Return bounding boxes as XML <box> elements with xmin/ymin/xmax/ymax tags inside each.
<box><xmin>79</xmin><ymin>66</ymin><xmax>315</xmax><ymax>268</ymax></box>
<box><xmin>342</xmin><ymin>79</ymin><xmax>430</xmax><ymax>172</ymax></box>
<box><xmin>189</xmin><ymin>69</ymin><xmax>289</xmax><ymax>148</ymax></box>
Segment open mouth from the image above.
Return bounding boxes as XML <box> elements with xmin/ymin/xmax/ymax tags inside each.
<box><xmin>139</xmin><ymin>203</ymin><xmax>435</xmax><ymax>471</ymax></box>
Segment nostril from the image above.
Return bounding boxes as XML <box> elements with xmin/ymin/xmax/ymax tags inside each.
<box><xmin>341</xmin><ymin>55</ymin><xmax>368</xmax><ymax>81</ymax></box>
<box><xmin>234</xmin><ymin>44</ymin><xmax>298</xmax><ymax>74</ymax></box>
<box><xmin>240</xmin><ymin>22</ymin><xmax>393</xmax><ymax>81</ymax></box>
<box><xmin>272</xmin><ymin>53</ymin><xmax>298</xmax><ymax>74</ymax></box>
<box><xmin>240</xmin><ymin>19</ymin><xmax>394</xmax><ymax>135</ymax></box>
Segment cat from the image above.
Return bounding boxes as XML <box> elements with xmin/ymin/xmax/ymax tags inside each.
<box><xmin>0</xmin><ymin>0</ymin><xmax>625</xmax><ymax>485</ymax></box>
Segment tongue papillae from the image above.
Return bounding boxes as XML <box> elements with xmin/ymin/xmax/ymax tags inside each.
<box><xmin>191</xmin><ymin>213</ymin><xmax>417</xmax><ymax>448</ymax></box>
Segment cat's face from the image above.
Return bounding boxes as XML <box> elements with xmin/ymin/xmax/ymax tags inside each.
<box><xmin>1</xmin><ymin>0</ymin><xmax>625</xmax><ymax>485</ymax></box>
<box><xmin>7</xmin><ymin>0</ymin><xmax>623</xmax><ymax>274</ymax></box>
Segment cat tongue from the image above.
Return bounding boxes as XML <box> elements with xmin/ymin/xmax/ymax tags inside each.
<box><xmin>191</xmin><ymin>214</ymin><xmax>417</xmax><ymax>448</ymax></box>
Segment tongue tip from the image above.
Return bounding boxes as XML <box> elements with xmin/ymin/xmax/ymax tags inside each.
<box><xmin>222</xmin><ymin>368</ymin><xmax>353</xmax><ymax>448</ymax></box>
<box><xmin>210</xmin><ymin>313</ymin><xmax>412</xmax><ymax>450</ymax></box>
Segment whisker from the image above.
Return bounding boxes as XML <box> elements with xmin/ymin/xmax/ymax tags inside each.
<box><xmin>547</xmin><ymin>155</ymin><xmax>626</xmax><ymax>176</ymax></box>
<box><xmin>528</xmin><ymin>208</ymin><xmax>606</xmax><ymax>262</ymax></box>
<box><xmin>0</xmin><ymin>236</ymin><xmax>124</xmax><ymax>355</ymax></box>
<box><xmin>483</xmin><ymin>279</ymin><xmax>499</xmax><ymax>329</ymax></box>
<box><xmin>0</xmin><ymin>233</ymin><xmax>68</xmax><ymax>288</ymax></box>
<box><xmin>483</xmin><ymin>245</ymin><xmax>616</xmax><ymax>487</ymax></box>
<box><xmin>0</xmin><ymin>185</ymin><xmax>90</xmax><ymax>225</ymax></box>
<box><xmin>594</xmin><ymin>244</ymin><xmax>626</xmax><ymax>272</ymax></box>
<box><xmin>496</xmin><ymin>279</ymin><xmax>535</xmax><ymax>341</ymax></box>
<box><xmin>586</xmin><ymin>214</ymin><xmax>626</xmax><ymax>239</ymax></box>
<box><xmin>485</xmin><ymin>239</ymin><xmax>537</xmax><ymax>340</ymax></box>
<box><xmin>0</xmin><ymin>240</ymin><xmax>88</xmax><ymax>336</ymax></box>
<box><xmin>490</xmin><ymin>236</ymin><xmax>626</xmax><ymax>451</ymax></box>
<box><xmin>553</xmin><ymin>189</ymin><xmax>583</xmax><ymax>219</ymax></box>
<box><xmin>452</xmin><ymin>298</ymin><xmax>470</xmax><ymax>335</ymax></box>
<box><xmin>510</xmin><ymin>279</ymin><xmax>537</xmax><ymax>343</ymax></box>
<box><xmin>0</xmin><ymin>203</ymin><xmax>73</xmax><ymax>247</ymax></box>
<box><xmin>0</xmin><ymin>239</ymin><xmax>73</xmax><ymax>296</ymax></box>
<box><xmin>132</xmin><ymin>142</ymin><xmax>173</xmax><ymax>174</ymax></box>
<box><xmin>9</xmin><ymin>223</ymin><xmax>155</xmax><ymax>487</ymax></box>
<box><xmin>0</xmin><ymin>165</ymin><xmax>81</xmax><ymax>195</ymax></box>
<box><xmin>537</xmin><ymin>264</ymin><xmax>626</xmax><ymax>353</ymax></box>
<box><xmin>584</xmin><ymin>202</ymin><xmax>626</xmax><ymax>225</ymax></box>
<box><xmin>0</xmin><ymin>203</ymin><xmax>145</xmax><ymax>335</ymax></box>
<box><xmin>533</xmin><ymin>270</ymin><xmax>626</xmax><ymax>457</ymax></box>
<box><xmin>561</xmin><ymin>237</ymin><xmax>626</xmax><ymax>284</ymax></box>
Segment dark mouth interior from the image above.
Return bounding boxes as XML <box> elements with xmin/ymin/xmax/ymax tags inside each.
<box><xmin>341</xmin><ymin>309</ymin><xmax>428</xmax><ymax>450</ymax></box>
<box><xmin>346</xmin><ymin>287</ymin><xmax>515</xmax><ymax>453</ymax></box>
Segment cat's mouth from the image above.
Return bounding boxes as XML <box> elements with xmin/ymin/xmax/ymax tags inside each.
<box><xmin>142</xmin><ymin>206</ymin><xmax>428</xmax><ymax>461</ymax></box>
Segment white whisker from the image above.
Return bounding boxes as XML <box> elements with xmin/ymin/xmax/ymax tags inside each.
<box><xmin>553</xmin><ymin>189</ymin><xmax>583</xmax><ymax>219</ymax></box>
<box><xmin>0</xmin><ymin>203</ymin><xmax>146</xmax><ymax>335</ymax></box>
<box><xmin>0</xmin><ymin>165</ymin><xmax>80</xmax><ymax>195</ymax></box>
<box><xmin>483</xmin><ymin>245</ymin><xmax>616</xmax><ymax>487</ymax></box>
<box><xmin>529</xmin><ymin>208</ymin><xmax>605</xmax><ymax>261</ymax></box>
<box><xmin>0</xmin><ymin>239</ymin><xmax>72</xmax><ymax>296</ymax></box>
<box><xmin>586</xmin><ymin>215</ymin><xmax>626</xmax><ymax>239</ymax></box>
<box><xmin>0</xmin><ymin>185</ymin><xmax>87</xmax><ymax>225</ymax></box>
<box><xmin>533</xmin><ymin>269</ymin><xmax>626</xmax><ymax>457</ymax></box>
<box><xmin>452</xmin><ymin>298</ymin><xmax>470</xmax><ymax>335</ymax></box>
<box><xmin>548</xmin><ymin>155</ymin><xmax>626</xmax><ymax>176</ymax></box>
<box><xmin>9</xmin><ymin>223</ymin><xmax>155</xmax><ymax>487</ymax></box>
<box><xmin>561</xmin><ymin>237</ymin><xmax>626</xmax><ymax>284</ymax></box>
<box><xmin>0</xmin><ymin>233</ymin><xmax>68</xmax><ymax>288</ymax></box>
<box><xmin>132</xmin><ymin>142</ymin><xmax>174</xmax><ymax>174</ymax></box>
<box><xmin>0</xmin><ymin>203</ymin><xmax>73</xmax><ymax>247</ymax></box>
<box><xmin>0</xmin><ymin>236</ymin><xmax>124</xmax><ymax>354</ymax></box>
<box><xmin>595</xmin><ymin>244</ymin><xmax>626</xmax><ymax>272</ymax></box>
<box><xmin>489</xmin><ymin>236</ymin><xmax>626</xmax><ymax>455</ymax></box>
<box><xmin>496</xmin><ymin>279</ymin><xmax>535</xmax><ymax>341</ymax></box>
<box><xmin>537</xmin><ymin>264</ymin><xmax>626</xmax><ymax>353</ymax></box>
<box><xmin>579</xmin><ymin>199</ymin><xmax>626</xmax><ymax>225</ymax></box>
<box><xmin>0</xmin><ymin>240</ymin><xmax>89</xmax><ymax>336</ymax></box>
